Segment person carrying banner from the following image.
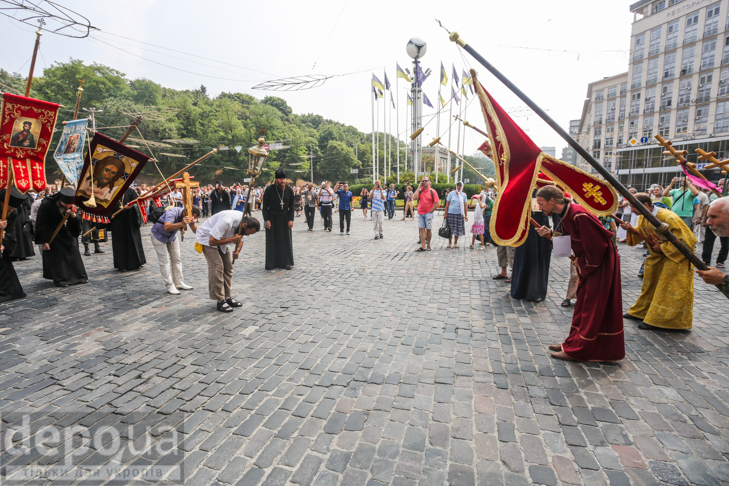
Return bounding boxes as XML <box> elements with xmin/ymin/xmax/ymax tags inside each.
<box><xmin>535</xmin><ymin>185</ymin><xmax>624</xmax><ymax>361</ymax></box>
<box><xmin>195</xmin><ymin>210</ymin><xmax>260</xmax><ymax>312</ymax></box>
<box><xmin>0</xmin><ymin>187</ymin><xmax>27</xmax><ymax>302</ymax></box>
<box><xmin>34</xmin><ymin>187</ymin><xmax>88</xmax><ymax>287</ymax></box>
<box><xmin>621</xmin><ymin>193</ymin><xmax>697</xmax><ymax>330</ymax></box>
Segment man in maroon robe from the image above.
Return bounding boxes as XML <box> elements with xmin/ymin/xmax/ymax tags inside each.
<box><xmin>535</xmin><ymin>185</ymin><xmax>624</xmax><ymax>362</ymax></box>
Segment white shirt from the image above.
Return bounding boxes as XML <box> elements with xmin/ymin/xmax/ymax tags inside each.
<box><xmin>195</xmin><ymin>210</ymin><xmax>244</xmax><ymax>253</ymax></box>
<box><xmin>696</xmin><ymin>191</ymin><xmax>710</xmax><ymax>207</ymax></box>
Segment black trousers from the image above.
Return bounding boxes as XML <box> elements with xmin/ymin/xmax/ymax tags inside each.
<box><xmin>321</xmin><ymin>205</ymin><xmax>333</xmax><ymax>230</ymax></box>
<box><xmin>305</xmin><ymin>206</ymin><xmax>316</xmax><ymax>229</ymax></box>
<box><xmin>702</xmin><ymin>227</ymin><xmax>729</xmax><ymax>264</ymax></box>
<box><xmin>339</xmin><ymin>209</ymin><xmax>351</xmax><ymax>232</ymax></box>
<box><xmin>81</xmin><ymin>219</ymin><xmax>99</xmax><ymax>245</ymax></box>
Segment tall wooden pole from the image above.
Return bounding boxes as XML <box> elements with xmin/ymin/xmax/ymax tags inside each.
<box><xmin>447</xmin><ymin>30</ymin><xmax>722</xmax><ymax>293</ymax></box>
<box><xmin>24</xmin><ymin>29</ymin><xmax>42</xmax><ymax>97</ymax></box>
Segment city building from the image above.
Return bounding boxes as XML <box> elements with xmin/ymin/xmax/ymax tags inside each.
<box><xmin>561</xmin><ymin>145</ymin><xmax>578</xmax><ymax>166</ymax></box>
<box><xmin>539</xmin><ymin>146</ymin><xmax>557</xmax><ymax>158</ymax></box>
<box><xmin>577</xmin><ymin>0</ymin><xmax>729</xmax><ymax>189</ymax></box>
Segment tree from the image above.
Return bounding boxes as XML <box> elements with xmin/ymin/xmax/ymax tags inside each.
<box><xmin>131</xmin><ymin>78</ymin><xmax>162</xmax><ymax>105</ymax></box>
<box><xmin>34</xmin><ymin>59</ymin><xmax>132</xmax><ymax>107</ymax></box>
<box><xmin>319</xmin><ymin>141</ymin><xmax>357</xmax><ymax>182</ymax></box>
<box><xmin>262</xmin><ymin>96</ymin><xmax>292</xmax><ymax>117</ymax></box>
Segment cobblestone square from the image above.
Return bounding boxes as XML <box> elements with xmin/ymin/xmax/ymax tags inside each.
<box><xmin>2</xmin><ymin>209</ymin><xmax>729</xmax><ymax>485</ymax></box>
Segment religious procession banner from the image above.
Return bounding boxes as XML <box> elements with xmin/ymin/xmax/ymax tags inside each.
<box><xmin>0</xmin><ymin>93</ymin><xmax>60</xmax><ymax>193</ymax></box>
<box><xmin>75</xmin><ymin>132</ymin><xmax>149</xmax><ymax>223</ymax></box>
<box><xmin>53</xmin><ymin>118</ymin><xmax>88</xmax><ymax>187</ymax></box>
<box><xmin>472</xmin><ymin>72</ymin><xmax>618</xmax><ymax>247</ymax></box>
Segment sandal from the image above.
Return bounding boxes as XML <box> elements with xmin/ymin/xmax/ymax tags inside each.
<box><xmin>415</xmin><ymin>247</ymin><xmax>427</xmax><ymax>252</ymax></box>
<box><xmin>718</xmin><ymin>263</ymin><xmax>725</xmax><ymax>268</ymax></box>
<box><xmin>469</xmin><ymin>245</ymin><xmax>474</xmax><ymax>249</ymax></box>
<box><xmin>492</xmin><ymin>274</ymin><xmax>508</xmax><ymax>280</ymax></box>
<box><xmin>561</xmin><ymin>299</ymin><xmax>571</xmax><ymax>307</ymax></box>
<box><xmin>454</xmin><ymin>245</ymin><xmax>459</xmax><ymax>249</ymax></box>
<box><xmin>427</xmin><ymin>246</ymin><xmax>432</xmax><ymax>251</ymax></box>
<box><xmin>446</xmin><ymin>245</ymin><xmax>452</xmax><ymax>249</ymax></box>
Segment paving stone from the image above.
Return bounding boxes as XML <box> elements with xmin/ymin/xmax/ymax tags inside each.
<box><xmin>529</xmin><ymin>465</ymin><xmax>558</xmax><ymax>486</ymax></box>
<box><xmin>291</xmin><ymin>454</ymin><xmax>323</xmax><ymax>486</ymax></box>
<box><xmin>649</xmin><ymin>461</ymin><xmax>690</xmax><ymax>486</ymax></box>
<box><xmin>499</xmin><ymin>442</ymin><xmax>524</xmax><ymax>473</ymax></box>
<box><xmin>553</xmin><ymin>455</ymin><xmax>582</xmax><ymax>485</ymax></box>
<box><xmin>447</xmin><ymin>464</ymin><xmax>476</xmax><ymax>486</ymax></box>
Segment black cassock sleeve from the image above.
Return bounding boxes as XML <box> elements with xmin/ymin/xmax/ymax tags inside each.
<box><xmin>287</xmin><ymin>187</ymin><xmax>295</xmax><ymax>222</ymax></box>
<box><xmin>34</xmin><ymin>199</ymin><xmax>54</xmax><ymax>244</ymax></box>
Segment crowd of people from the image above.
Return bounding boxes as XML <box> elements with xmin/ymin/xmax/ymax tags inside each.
<box><xmin>1</xmin><ymin>171</ymin><xmax>728</xmax><ymax>361</ymax></box>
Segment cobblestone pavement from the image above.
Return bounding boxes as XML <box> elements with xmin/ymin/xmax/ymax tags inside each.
<box><xmin>2</xmin><ymin>208</ymin><xmax>729</xmax><ymax>486</ymax></box>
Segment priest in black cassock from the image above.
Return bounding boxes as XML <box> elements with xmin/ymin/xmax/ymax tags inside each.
<box><xmin>110</xmin><ymin>187</ymin><xmax>146</xmax><ymax>272</ymax></box>
<box><xmin>0</xmin><ymin>187</ymin><xmax>27</xmax><ymax>302</ymax></box>
<box><xmin>35</xmin><ymin>187</ymin><xmax>88</xmax><ymax>287</ymax></box>
<box><xmin>7</xmin><ymin>192</ymin><xmax>35</xmax><ymax>260</ymax></box>
<box><xmin>510</xmin><ymin>204</ymin><xmax>558</xmax><ymax>302</ymax></box>
<box><xmin>262</xmin><ymin>169</ymin><xmax>295</xmax><ymax>270</ymax></box>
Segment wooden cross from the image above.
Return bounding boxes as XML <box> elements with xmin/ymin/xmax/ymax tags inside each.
<box><xmin>655</xmin><ymin>135</ymin><xmax>721</xmax><ymax>197</ymax></box>
<box><xmin>696</xmin><ymin>149</ymin><xmax>729</xmax><ymax>174</ymax></box>
<box><xmin>174</xmin><ymin>172</ymin><xmax>199</xmax><ymax>218</ymax></box>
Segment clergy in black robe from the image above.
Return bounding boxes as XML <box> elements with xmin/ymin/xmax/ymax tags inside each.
<box><xmin>262</xmin><ymin>170</ymin><xmax>295</xmax><ymax>270</ymax></box>
<box><xmin>110</xmin><ymin>187</ymin><xmax>146</xmax><ymax>272</ymax></box>
<box><xmin>7</xmin><ymin>193</ymin><xmax>35</xmax><ymax>260</ymax></box>
<box><xmin>210</xmin><ymin>181</ymin><xmax>232</xmax><ymax>215</ymax></box>
<box><xmin>511</xmin><ymin>209</ymin><xmax>558</xmax><ymax>302</ymax></box>
<box><xmin>0</xmin><ymin>187</ymin><xmax>27</xmax><ymax>302</ymax></box>
<box><xmin>34</xmin><ymin>187</ymin><xmax>88</xmax><ymax>287</ymax></box>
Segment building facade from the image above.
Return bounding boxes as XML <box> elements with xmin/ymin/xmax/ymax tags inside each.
<box><xmin>578</xmin><ymin>0</ymin><xmax>729</xmax><ymax>189</ymax></box>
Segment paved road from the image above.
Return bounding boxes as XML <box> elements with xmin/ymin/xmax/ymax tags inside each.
<box><xmin>1</xmin><ymin>209</ymin><xmax>728</xmax><ymax>485</ymax></box>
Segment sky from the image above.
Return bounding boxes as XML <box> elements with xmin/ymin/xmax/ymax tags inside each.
<box><xmin>0</xmin><ymin>0</ymin><xmax>635</xmax><ymax>157</ymax></box>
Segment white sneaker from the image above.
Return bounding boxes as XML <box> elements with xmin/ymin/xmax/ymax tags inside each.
<box><xmin>166</xmin><ymin>284</ymin><xmax>180</xmax><ymax>295</ymax></box>
<box><xmin>176</xmin><ymin>282</ymin><xmax>193</xmax><ymax>290</ymax></box>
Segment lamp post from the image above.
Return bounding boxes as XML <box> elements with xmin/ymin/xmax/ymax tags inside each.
<box><xmin>233</xmin><ymin>137</ymin><xmax>269</xmax><ymax>263</ymax></box>
<box><xmin>406</xmin><ymin>37</ymin><xmax>426</xmax><ymax>179</ymax></box>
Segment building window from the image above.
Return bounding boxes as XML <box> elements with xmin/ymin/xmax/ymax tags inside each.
<box><xmin>608</xmin><ymin>85</ymin><xmax>617</xmax><ymax>98</ymax></box>
<box><xmin>684</xmin><ymin>13</ymin><xmax>699</xmax><ymax>44</ymax></box>
<box><xmin>678</xmin><ymin>78</ymin><xmax>692</xmax><ymax>106</ymax></box>
<box><xmin>715</xmin><ymin>101</ymin><xmax>729</xmax><ymax>132</ymax></box>
<box><xmin>628</xmin><ymin>129</ymin><xmax>638</xmax><ymax>141</ymax></box>
<box><xmin>630</xmin><ymin>92</ymin><xmax>641</xmax><ymax>116</ymax></box>
<box><xmin>644</xmin><ymin>86</ymin><xmax>656</xmax><ymax>113</ymax></box>
<box><xmin>643</xmin><ymin>115</ymin><xmax>654</xmax><ymax>139</ymax></box>
<box><xmin>620</xmin><ymin>82</ymin><xmax>627</xmax><ymax>95</ymax></box>
<box><xmin>634</xmin><ymin>33</ymin><xmax>646</xmax><ymax>61</ymax></box>
<box><xmin>701</xmin><ymin>38</ymin><xmax>717</xmax><ymax>70</ymax></box>
<box><xmin>666</xmin><ymin>20</ymin><xmax>680</xmax><ymax>51</ymax></box>
<box><xmin>632</xmin><ymin>63</ymin><xmax>643</xmax><ymax>89</ymax></box>
<box><xmin>652</xmin><ymin>1</ymin><xmax>666</xmax><ymax>14</ymax></box>
<box><xmin>719</xmin><ymin>67</ymin><xmax>729</xmax><ymax>96</ymax></box>
<box><xmin>647</xmin><ymin>58</ymin><xmax>659</xmax><ymax>85</ymax></box>
<box><xmin>595</xmin><ymin>89</ymin><xmax>604</xmax><ymax>101</ymax></box>
<box><xmin>663</xmin><ymin>52</ymin><xmax>676</xmax><ymax>79</ymax></box>
<box><xmin>661</xmin><ymin>83</ymin><xmax>673</xmax><ymax>110</ymax></box>
<box><xmin>593</xmin><ymin>129</ymin><xmax>601</xmax><ymax>149</ymax></box>
<box><xmin>695</xmin><ymin>105</ymin><xmax>709</xmax><ymax>134</ymax></box>
<box><xmin>697</xmin><ymin>72</ymin><xmax>713</xmax><ymax>103</ymax></box>
<box><xmin>619</xmin><ymin>96</ymin><xmax>626</xmax><ymax>121</ymax></box>
<box><xmin>649</xmin><ymin>27</ymin><xmax>662</xmax><ymax>56</ymax></box>
<box><xmin>605</xmin><ymin>135</ymin><xmax>614</xmax><ymax>148</ymax></box>
<box><xmin>606</xmin><ymin>99</ymin><xmax>616</xmax><ymax>122</ymax></box>
<box><xmin>675</xmin><ymin>108</ymin><xmax>689</xmax><ymax>133</ymax></box>
<box><xmin>669</xmin><ymin>0</ymin><xmax>683</xmax><ymax>5</ymax></box>
<box><xmin>705</xmin><ymin>3</ymin><xmax>721</xmax><ymax>38</ymax></box>
<box><xmin>594</xmin><ymin>102</ymin><xmax>603</xmax><ymax>125</ymax></box>
<box><xmin>681</xmin><ymin>46</ymin><xmax>695</xmax><ymax>75</ymax></box>
<box><xmin>659</xmin><ymin>112</ymin><xmax>671</xmax><ymax>136</ymax></box>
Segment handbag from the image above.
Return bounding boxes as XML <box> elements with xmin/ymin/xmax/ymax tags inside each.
<box><xmin>438</xmin><ymin>218</ymin><xmax>451</xmax><ymax>239</ymax></box>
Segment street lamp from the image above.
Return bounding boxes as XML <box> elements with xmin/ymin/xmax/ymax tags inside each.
<box><xmin>247</xmin><ymin>137</ymin><xmax>269</xmax><ymax>177</ymax></box>
<box><xmin>406</xmin><ymin>37</ymin><xmax>427</xmax><ymax>178</ymax></box>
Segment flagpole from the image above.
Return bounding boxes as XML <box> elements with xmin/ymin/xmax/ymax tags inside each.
<box><xmin>376</xmin><ymin>95</ymin><xmax>379</xmax><ymax>181</ymax></box>
<box><xmin>388</xmin><ymin>94</ymin><xmax>393</xmax><ymax>180</ymax></box>
<box><xmin>462</xmin><ymin>93</ymin><xmax>468</xmax><ymax>182</ymax></box>
<box><xmin>447</xmin><ymin>31</ymin><xmax>715</xmax><ymax>280</ymax></box>
<box><xmin>456</xmin><ymin>96</ymin><xmax>462</xmax><ymax>182</ymax></box>
<box><xmin>371</xmin><ymin>84</ymin><xmax>375</xmax><ymax>184</ymax></box>
<box><xmin>447</xmin><ymin>95</ymin><xmax>453</xmax><ymax>184</ymax></box>
<box><xmin>396</xmin><ymin>64</ymin><xmax>400</xmax><ymax>184</ymax></box>
<box><xmin>383</xmin><ymin>70</ymin><xmax>387</xmax><ymax>181</ymax></box>
<box><xmin>405</xmin><ymin>96</ymin><xmax>409</xmax><ymax>173</ymax></box>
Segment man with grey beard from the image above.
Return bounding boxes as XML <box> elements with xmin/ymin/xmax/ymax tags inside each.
<box><xmin>696</xmin><ymin>197</ymin><xmax>729</xmax><ymax>297</ymax></box>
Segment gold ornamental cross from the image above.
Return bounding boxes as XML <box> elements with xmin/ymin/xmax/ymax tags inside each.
<box><xmin>582</xmin><ymin>182</ymin><xmax>607</xmax><ymax>205</ymax></box>
<box><xmin>174</xmin><ymin>172</ymin><xmax>199</xmax><ymax>217</ymax></box>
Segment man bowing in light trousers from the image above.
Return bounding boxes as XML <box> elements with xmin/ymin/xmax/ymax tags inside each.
<box><xmin>262</xmin><ymin>169</ymin><xmax>295</xmax><ymax>270</ymax></box>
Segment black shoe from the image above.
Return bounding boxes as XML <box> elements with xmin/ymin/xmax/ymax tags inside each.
<box><xmin>284</xmin><ymin>265</ymin><xmax>292</xmax><ymax>270</ymax></box>
<box><xmin>226</xmin><ymin>297</ymin><xmax>243</xmax><ymax>308</ymax></box>
<box><xmin>217</xmin><ymin>300</ymin><xmax>234</xmax><ymax>313</ymax></box>
<box><xmin>638</xmin><ymin>322</ymin><xmax>658</xmax><ymax>330</ymax></box>
<box><xmin>623</xmin><ymin>312</ymin><xmax>642</xmax><ymax>321</ymax></box>
<box><xmin>94</xmin><ymin>246</ymin><xmax>105</xmax><ymax>254</ymax></box>
<box><xmin>83</xmin><ymin>246</ymin><xmax>91</xmax><ymax>257</ymax></box>
<box><xmin>374</xmin><ymin>235</ymin><xmax>379</xmax><ymax>240</ymax></box>
<box><xmin>379</xmin><ymin>234</ymin><xmax>383</xmax><ymax>239</ymax></box>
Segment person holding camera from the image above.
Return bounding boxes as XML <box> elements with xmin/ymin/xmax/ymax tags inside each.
<box><xmin>318</xmin><ymin>181</ymin><xmax>334</xmax><ymax>231</ymax></box>
<box><xmin>663</xmin><ymin>176</ymin><xmax>699</xmax><ymax>230</ymax></box>
<box><xmin>370</xmin><ymin>180</ymin><xmax>386</xmax><ymax>240</ymax></box>
<box><xmin>333</xmin><ymin>181</ymin><xmax>353</xmax><ymax>235</ymax></box>
<box><xmin>386</xmin><ymin>183</ymin><xmax>399</xmax><ymax>219</ymax></box>
<box><xmin>413</xmin><ymin>176</ymin><xmax>439</xmax><ymax>251</ymax></box>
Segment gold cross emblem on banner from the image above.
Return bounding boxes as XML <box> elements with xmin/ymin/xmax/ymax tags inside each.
<box><xmin>583</xmin><ymin>182</ymin><xmax>607</xmax><ymax>206</ymax></box>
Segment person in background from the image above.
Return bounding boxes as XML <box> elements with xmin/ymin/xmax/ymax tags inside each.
<box><xmin>360</xmin><ymin>187</ymin><xmax>369</xmax><ymax>220</ymax></box>
<box><xmin>401</xmin><ymin>186</ymin><xmax>414</xmax><ymax>220</ymax></box>
<box><xmin>318</xmin><ymin>181</ymin><xmax>334</xmax><ymax>231</ymax></box>
<box><xmin>469</xmin><ymin>192</ymin><xmax>487</xmax><ymax>249</ymax></box>
<box><xmin>232</xmin><ymin>188</ymin><xmax>246</xmax><ymax>212</ymax></box>
<box><xmin>210</xmin><ymin>181</ymin><xmax>232</xmax><ymax>215</ymax></box>
<box><xmin>413</xmin><ymin>176</ymin><xmax>439</xmax><ymax>252</ymax></box>
<box><xmin>333</xmin><ymin>181</ymin><xmax>354</xmax><ymax>235</ymax></box>
<box><xmin>150</xmin><ymin>205</ymin><xmax>199</xmax><ymax>294</ymax></box>
<box><xmin>293</xmin><ymin>186</ymin><xmax>303</xmax><ymax>218</ymax></box>
<box><xmin>386</xmin><ymin>183</ymin><xmax>399</xmax><ymax>220</ymax></box>
<box><xmin>663</xmin><ymin>176</ymin><xmax>699</xmax><ymax>230</ymax></box>
<box><xmin>370</xmin><ymin>180</ymin><xmax>386</xmax><ymax>240</ymax></box>
<box><xmin>694</xmin><ymin>187</ymin><xmax>711</xmax><ymax>242</ymax></box>
<box><xmin>697</xmin><ymin>197</ymin><xmax>729</xmax><ymax>296</ymax></box>
<box><xmin>301</xmin><ymin>183</ymin><xmax>318</xmax><ymax>231</ymax></box>
<box><xmin>444</xmin><ymin>181</ymin><xmax>468</xmax><ymax>249</ymax></box>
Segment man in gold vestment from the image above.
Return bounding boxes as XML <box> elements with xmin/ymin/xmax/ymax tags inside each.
<box><xmin>621</xmin><ymin>193</ymin><xmax>697</xmax><ymax>330</ymax></box>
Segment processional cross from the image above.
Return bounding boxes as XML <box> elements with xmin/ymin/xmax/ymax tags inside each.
<box><xmin>655</xmin><ymin>135</ymin><xmax>721</xmax><ymax>197</ymax></box>
<box><xmin>175</xmin><ymin>172</ymin><xmax>199</xmax><ymax>241</ymax></box>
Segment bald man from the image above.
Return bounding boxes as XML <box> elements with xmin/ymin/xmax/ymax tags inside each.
<box><xmin>697</xmin><ymin>197</ymin><xmax>729</xmax><ymax>298</ymax></box>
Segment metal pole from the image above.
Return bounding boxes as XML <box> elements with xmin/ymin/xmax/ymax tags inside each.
<box><xmin>447</xmin><ymin>95</ymin><xmax>453</xmax><ymax>183</ymax></box>
<box><xmin>448</xmin><ymin>31</ymin><xmax>716</xmax><ymax>276</ymax></box>
<box><xmin>371</xmin><ymin>84</ymin><xmax>375</xmax><ymax>184</ymax></box>
<box><xmin>310</xmin><ymin>147</ymin><xmax>313</xmax><ymax>184</ymax></box>
<box><xmin>376</xmin><ymin>96</ymin><xmax>380</xmax><ymax>181</ymax></box>
<box><xmin>24</xmin><ymin>29</ymin><xmax>42</xmax><ymax>97</ymax></box>
<box><xmin>396</xmin><ymin>64</ymin><xmax>400</xmax><ymax>184</ymax></box>
<box><xmin>462</xmin><ymin>93</ymin><xmax>468</xmax><ymax>182</ymax></box>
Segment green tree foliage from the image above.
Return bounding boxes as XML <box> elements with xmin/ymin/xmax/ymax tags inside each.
<box><xmin>319</xmin><ymin>141</ymin><xmax>357</xmax><ymax>182</ymax></box>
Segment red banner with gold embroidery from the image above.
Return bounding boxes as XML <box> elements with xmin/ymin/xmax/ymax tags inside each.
<box><xmin>0</xmin><ymin>93</ymin><xmax>59</xmax><ymax>193</ymax></box>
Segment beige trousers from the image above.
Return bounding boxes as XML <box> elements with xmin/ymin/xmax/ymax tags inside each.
<box><xmin>497</xmin><ymin>245</ymin><xmax>515</xmax><ymax>269</ymax></box>
<box><xmin>202</xmin><ymin>245</ymin><xmax>233</xmax><ymax>301</ymax></box>
<box><xmin>372</xmin><ymin>210</ymin><xmax>384</xmax><ymax>235</ymax></box>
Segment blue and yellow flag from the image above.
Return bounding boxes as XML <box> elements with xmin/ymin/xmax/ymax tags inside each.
<box><xmin>462</xmin><ymin>86</ymin><xmax>469</xmax><ymax>99</ymax></box>
<box><xmin>440</xmin><ymin>93</ymin><xmax>446</xmax><ymax>108</ymax></box>
<box><xmin>385</xmin><ymin>72</ymin><xmax>391</xmax><ymax>90</ymax></box>
<box><xmin>391</xmin><ymin>92</ymin><xmax>395</xmax><ymax>109</ymax></box>
<box><xmin>452</xmin><ymin>86</ymin><xmax>460</xmax><ymax>104</ymax></box>
<box><xmin>372</xmin><ymin>74</ymin><xmax>385</xmax><ymax>90</ymax></box>
<box><xmin>440</xmin><ymin>62</ymin><xmax>448</xmax><ymax>86</ymax></box>
<box><xmin>396</xmin><ymin>63</ymin><xmax>411</xmax><ymax>82</ymax></box>
<box><xmin>377</xmin><ymin>88</ymin><xmax>384</xmax><ymax>99</ymax></box>
<box><xmin>452</xmin><ymin>65</ymin><xmax>460</xmax><ymax>87</ymax></box>
<box><xmin>462</xmin><ymin>69</ymin><xmax>474</xmax><ymax>94</ymax></box>
<box><xmin>407</xmin><ymin>94</ymin><xmax>413</xmax><ymax>106</ymax></box>
<box><xmin>423</xmin><ymin>93</ymin><xmax>434</xmax><ymax>109</ymax></box>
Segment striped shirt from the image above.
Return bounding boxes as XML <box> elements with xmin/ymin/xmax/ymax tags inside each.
<box><xmin>371</xmin><ymin>189</ymin><xmax>385</xmax><ymax>211</ymax></box>
<box><xmin>319</xmin><ymin>188</ymin><xmax>333</xmax><ymax>205</ymax></box>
